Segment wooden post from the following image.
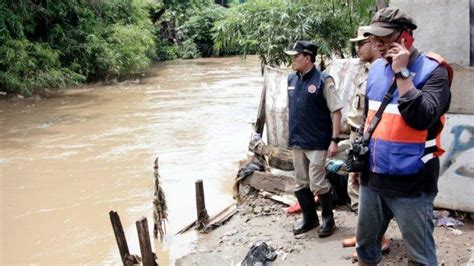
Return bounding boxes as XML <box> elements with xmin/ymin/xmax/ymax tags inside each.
<box><xmin>136</xmin><ymin>217</ymin><xmax>156</xmax><ymax>266</ymax></box>
<box><xmin>109</xmin><ymin>211</ymin><xmax>130</xmax><ymax>264</ymax></box>
<box><xmin>254</xmin><ymin>84</ymin><xmax>266</xmax><ymax>136</ymax></box>
<box><xmin>195</xmin><ymin>180</ymin><xmax>209</xmax><ymax>229</ymax></box>
<box><xmin>252</xmin><ymin>84</ymin><xmax>267</xmax><ymax>164</ymax></box>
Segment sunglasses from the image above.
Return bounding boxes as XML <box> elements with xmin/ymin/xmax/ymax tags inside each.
<box><xmin>369</xmin><ymin>31</ymin><xmax>401</xmax><ymax>45</ymax></box>
<box><xmin>357</xmin><ymin>40</ymin><xmax>371</xmax><ymax>46</ymax></box>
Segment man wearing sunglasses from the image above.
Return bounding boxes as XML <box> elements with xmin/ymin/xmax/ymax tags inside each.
<box><xmin>355</xmin><ymin>7</ymin><xmax>452</xmax><ymax>266</ymax></box>
<box><xmin>346</xmin><ymin>26</ymin><xmax>380</xmax><ymax>214</ymax></box>
<box><xmin>342</xmin><ymin>26</ymin><xmax>391</xmax><ymax>259</ymax></box>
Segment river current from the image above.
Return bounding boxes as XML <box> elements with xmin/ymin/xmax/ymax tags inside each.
<box><xmin>0</xmin><ymin>56</ymin><xmax>262</xmax><ymax>264</ymax></box>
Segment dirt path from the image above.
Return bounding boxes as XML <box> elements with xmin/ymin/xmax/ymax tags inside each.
<box><xmin>176</xmin><ymin>195</ymin><xmax>474</xmax><ymax>265</ymax></box>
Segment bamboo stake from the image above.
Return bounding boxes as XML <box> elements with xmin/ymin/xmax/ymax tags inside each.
<box><xmin>195</xmin><ymin>180</ymin><xmax>209</xmax><ymax>229</ymax></box>
<box><xmin>136</xmin><ymin>217</ymin><xmax>157</xmax><ymax>266</ymax></box>
<box><xmin>109</xmin><ymin>211</ymin><xmax>130</xmax><ymax>264</ymax></box>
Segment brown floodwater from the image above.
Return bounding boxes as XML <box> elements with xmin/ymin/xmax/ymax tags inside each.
<box><xmin>0</xmin><ymin>56</ymin><xmax>262</xmax><ymax>264</ymax></box>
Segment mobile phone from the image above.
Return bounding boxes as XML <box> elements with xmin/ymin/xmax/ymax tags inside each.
<box><xmin>398</xmin><ymin>31</ymin><xmax>414</xmax><ymax>49</ymax></box>
<box><xmin>387</xmin><ymin>31</ymin><xmax>414</xmax><ymax>63</ymax></box>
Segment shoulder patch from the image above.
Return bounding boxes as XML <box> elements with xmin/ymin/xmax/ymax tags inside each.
<box><xmin>307</xmin><ymin>84</ymin><xmax>317</xmax><ymax>93</ymax></box>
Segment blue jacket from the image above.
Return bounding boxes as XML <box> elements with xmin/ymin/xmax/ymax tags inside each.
<box><xmin>287</xmin><ymin>66</ymin><xmax>332</xmax><ymax>150</ymax></box>
<box><xmin>365</xmin><ymin>54</ymin><xmax>440</xmax><ymax>175</ymax></box>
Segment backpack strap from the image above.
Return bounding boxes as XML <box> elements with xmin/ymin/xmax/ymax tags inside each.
<box><xmin>425</xmin><ymin>52</ymin><xmax>452</xmax><ymax>158</ymax></box>
<box><xmin>426</xmin><ymin>52</ymin><xmax>454</xmax><ymax>87</ymax></box>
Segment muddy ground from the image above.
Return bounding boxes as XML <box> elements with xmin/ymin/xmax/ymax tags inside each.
<box><xmin>176</xmin><ymin>193</ymin><xmax>474</xmax><ymax>265</ymax></box>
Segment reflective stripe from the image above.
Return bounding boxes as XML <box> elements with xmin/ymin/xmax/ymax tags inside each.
<box><xmin>366</xmin><ymin>54</ymin><xmax>443</xmax><ymax>175</ymax></box>
<box><xmin>368</xmin><ymin>100</ymin><xmax>400</xmax><ymax>114</ymax></box>
<box><xmin>365</xmin><ymin>110</ymin><xmax>428</xmax><ymax>143</ymax></box>
<box><xmin>425</xmin><ymin>139</ymin><xmax>436</xmax><ymax>148</ymax></box>
<box><xmin>421</xmin><ymin>153</ymin><xmax>434</xmax><ymax>163</ymax></box>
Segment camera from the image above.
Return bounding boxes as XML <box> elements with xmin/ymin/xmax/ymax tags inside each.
<box><xmin>345</xmin><ymin>136</ymin><xmax>369</xmax><ymax>172</ymax></box>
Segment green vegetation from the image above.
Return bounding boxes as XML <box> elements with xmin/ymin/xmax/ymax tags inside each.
<box><xmin>154</xmin><ymin>0</ymin><xmax>233</xmax><ymax>59</ymax></box>
<box><xmin>0</xmin><ymin>0</ymin><xmax>156</xmax><ymax>96</ymax></box>
<box><xmin>0</xmin><ymin>0</ymin><xmax>377</xmax><ymax>96</ymax></box>
<box><xmin>179</xmin><ymin>4</ymin><xmax>228</xmax><ymax>57</ymax></box>
<box><xmin>213</xmin><ymin>0</ymin><xmax>375</xmax><ymax>69</ymax></box>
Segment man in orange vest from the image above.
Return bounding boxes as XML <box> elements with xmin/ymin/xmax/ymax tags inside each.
<box><xmin>355</xmin><ymin>7</ymin><xmax>452</xmax><ymax>266</ymax></box>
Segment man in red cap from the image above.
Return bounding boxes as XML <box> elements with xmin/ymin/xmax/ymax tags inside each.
<box><xmin>355</xmin><ymin>7</ymin><xmax>452</xmax><ymax>266</ymax></box>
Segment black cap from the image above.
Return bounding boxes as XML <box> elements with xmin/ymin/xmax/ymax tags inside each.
<box><xmin>363</xmin><ymin>7</ymin><xmax>417</xmax><ymax>37</ymax></box>
<box><xmin>284</xmin><ymin>41</ymin><xmax>318</xmax><ymax>56</ymax></box>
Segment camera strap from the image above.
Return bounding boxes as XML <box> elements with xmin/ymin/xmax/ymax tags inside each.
<box><xmin>362</xmin><ymin>79</ymin><xmax>398</xmax><ymax>143</ymax></box>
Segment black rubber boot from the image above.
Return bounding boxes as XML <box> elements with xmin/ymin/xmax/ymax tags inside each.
<box><xmin>318</xmin><ymin>191</ymin><xmax>336</xmax><ymax>238</ymax></box>
<box><xmin>293</xmin><ymin>187</ymin><xmax>319</xmax><ymax>235</ymax></box>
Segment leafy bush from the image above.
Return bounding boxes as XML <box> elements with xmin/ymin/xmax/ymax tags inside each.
<box><xmin>179</xmin><ymin>4</ymin><xmax>228</xmax><ymax>56</ymax></box>
<box><xmin>155</xmin><ymin>40</ymin><xmax>180</xmax><ymax>61</ymax></box>
<box><xmin>213</xmin><ymin>0</ymin><xmax>374</xmax><ymax>68</ymax></box>
<box><xmin>106</xmin><ymin>23</ymin><xmax>156</xmax><ymax>76</ymax></box>
<box><xmin>177</xmin><ymin>39</ymin><xmax>201</xmax><ymax>59</ymax></box>
<box><xmin>0</xmin><ymin>39</ymin><xmax>85</xmax><ymax>96</ymax></box>
<box><xmin>0</xmin><ymin>0</ymin><xmax>157</xmax><ymax>95</ymax></box>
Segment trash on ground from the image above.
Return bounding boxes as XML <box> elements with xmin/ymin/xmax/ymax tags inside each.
<box><xmin>242</xmin><ymin>241</ymin><xmax>277</xmax><ymax>266</ymax></box>
<box><xmin>433</xmin><ymin>210</ymin><xmax>464</xmax><ymax>227</ymax></box>
<box><xmin>447</xmin><ymin>227</ymin><xmax>463</xmax><ymax>236</ymax></box>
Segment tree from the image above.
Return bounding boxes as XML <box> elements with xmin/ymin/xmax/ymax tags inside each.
<box><xmin>213</xmin><ymin>0</ymin><xmax>376</xmax><ymax>69</ymax></box>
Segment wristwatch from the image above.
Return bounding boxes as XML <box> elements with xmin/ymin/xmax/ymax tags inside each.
<box><xmin>394</xmin><ymin>67</ymin><xmax>411</xmax><ymax>79</ymax></box>
<box><xmin>331</xmin><ymin>137</ymin><xmax>340</xmax><ymax>144</ymax></box>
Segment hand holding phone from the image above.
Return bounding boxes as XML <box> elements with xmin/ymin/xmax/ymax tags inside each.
<box><xmin>386</xmin><ymin>31</ymin><xmax>414</xmax><ymax>64</ymax></box>
<box><xmin>399</xmin><ymin>31</ymin><xmax>414</xmax><ymax>49</ymax></box>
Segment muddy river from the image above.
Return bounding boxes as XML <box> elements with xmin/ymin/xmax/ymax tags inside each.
<box><xmin>0</xmin><ymin>56</ymin><xmax>262</xmax><ymax>264</ymax></box>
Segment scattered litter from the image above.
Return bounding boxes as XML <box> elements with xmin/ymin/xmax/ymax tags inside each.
<box><xmin>326</xmin><ymin>159</ymin><xmax>344</xmax><ymax>174</ymax></box>
<box><xmin>282</xmin><ymin>202</ymin><xmax>302</xmax><ymax>215</ymax></box>
<box><xmin>242</xmin><ymin>241</ymin><xmax>277</xmax><ymax>266</ymax></box>
<box><xmin>437</xmin><ymin>217</ymin><xmax>464</xmax><ymax>227</ymax></box>
<box><xmin>433</xmin><ymin>210</ymin><xmax>450</xmax><ymax>219</ymax></box>
<box><xmin>258</xmin><ymin>191</ymin><xmax>295</xmax><ymax>206</ymax></box>
<box><xmin>447</xmin><ymin>227</ymin><xmax>463</xmax><ymax>236</ymax></box>
<box><xmin>237</xmin><ymin>158</ymin><xmax>265</xmax><ymax>181</ymax></box>
<box><xmin>233</xmin><ymin>157</ymin><xmax>265</xmax><ymax>201</ymax></box>
<box><xmin>433</xmin><ymin>210</ymin><xmax>464</xmax><ymax>227</ymax></box>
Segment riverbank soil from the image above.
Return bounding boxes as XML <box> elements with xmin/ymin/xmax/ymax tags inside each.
<box><xmin>176</xmin><ymin>194</ymin><xmax>474</xmax><ymax>265</ymax></box>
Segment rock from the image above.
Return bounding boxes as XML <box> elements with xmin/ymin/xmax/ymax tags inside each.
<box><xmin>254</xmin><ymin>206</ymin><xmax>263</xmax><ymax>214</ymax></box>
<box><xmin>245</xmin><ymin>208</ymin><xmax>253</xmax><ymax>216</ymax></box>
<box><xmin>263</xmin><ymin>206</ymin><xmax>271</xmax><ymax>213</ymax></box>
